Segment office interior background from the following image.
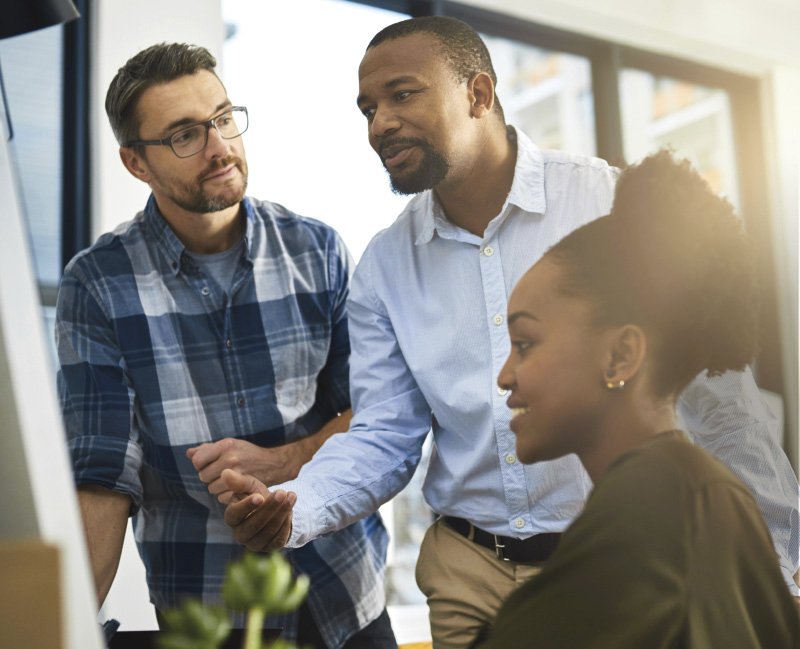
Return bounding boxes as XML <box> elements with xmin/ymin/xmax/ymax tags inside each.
<box><xmin>0</xmin><ymin>0</ymin><xmax>798</xmax><ymax>646</ymax></box>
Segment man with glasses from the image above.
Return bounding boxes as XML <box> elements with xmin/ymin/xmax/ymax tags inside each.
<box><xmin>55</xmin><ymin>42</ymin><xmax>395</xmax><ymax>649</ymax></box>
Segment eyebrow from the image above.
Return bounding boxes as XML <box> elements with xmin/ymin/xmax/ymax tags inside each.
<box><xmin>356</xmin><ymin>76</ymin><xmax>420</xmax><ymax>107</ymax></box>
<box><xmin>507</xmin><ymin>311</ymin><xmax>540</xmax><ymax>325</ymax></box>
<box><xmin>162</xmin><ymin>100</ymin><xmax>232</xmax><ymax>134</ymax></box>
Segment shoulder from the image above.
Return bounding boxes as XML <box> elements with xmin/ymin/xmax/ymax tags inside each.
<box><xmin>513</xmin><ymin>125</ymin><xmax>618</xmax><ymax>182</ymax></box>
<box><xmin>587</xmin><ymin>435</ymin><xmax>752</xmax><ymax>534</ymax></box>
<box><xmin>62</xmin><ymin>215</ymin><xmax>144</xmax><ymax>284</ymax></box>
<box><xmin>245</xmin><ymin>198</ymin><xmax>353</xmax><ymax>280</ymax></box>
<box><xmin>358</xmin><ymin>193</ymin><xmax>426</xmax><ymax>259</ymax></box>
<box><xmin>540</xmin><ymin>148</ymin><xmax>619</xmax><ymax>194</ymax></box>
<box><xmin>246</xmin><ymin>197</ymin><xmax>343</xmax><ymax>248</ymax></box>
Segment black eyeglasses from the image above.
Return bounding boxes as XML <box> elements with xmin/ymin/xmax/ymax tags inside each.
<box><xmin>124</xmin><ymin>106</ymin><xmax>249</xmax><ymax>158</ymax></box>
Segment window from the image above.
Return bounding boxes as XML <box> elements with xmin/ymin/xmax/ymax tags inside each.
<box><xmin>484</xmin><ymin>35</ymin><xmax>596</xmax><ymax>155</ymax></box>
<box><xmin>620</xmin><ymin>69</ymin><xmax>740</xmax><ymax>208</ymax></box>
<box><xmin>0</xmin><ymin>0</ymin><xmax>90</xmax><ymax>362</ymax></box>
<box><xmin>0</xmin><ymin>27</ymin><xmax>63</xmax><ymax>286</ymax></box>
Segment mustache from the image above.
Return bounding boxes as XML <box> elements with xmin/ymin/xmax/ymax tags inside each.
<box><xmin>378</xmin><ymin>136</ymin><xmax>432</xmax><ymax>160</ymax></box>
<box><xmin>199</xmin><ymin>155</ymin><xmax>243</xmax><ymax>181</ymax></box>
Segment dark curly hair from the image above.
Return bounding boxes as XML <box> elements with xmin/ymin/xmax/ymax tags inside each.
<box><xmin>367</xmin><ymin>16</ymin><xmax>504</xmax><ymax>122</ymax></box>
<box><xmin>105</xmin><ymin>42</ymin><xmax>218</xmax><ymax>147</ymax></box>
<box><xmin>545</xmin><ymin>149</ymin><xmax>759</xmax><ymax>397</ymax></box>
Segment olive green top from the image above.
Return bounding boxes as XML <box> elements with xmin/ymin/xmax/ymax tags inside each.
<box><xmin>478</xmin><ymin>432</ymin><xmax>800</xmax><ymax>648</ymax></box>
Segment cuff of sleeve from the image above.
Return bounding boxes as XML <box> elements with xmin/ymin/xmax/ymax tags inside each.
<box><xmin>277</xmin><ymin>476</ymin><xmax>327</xmax><ymax>549</ymax></box>
<box><xmin>780</xmin><ymin>565</ymin><xmax>800</xmax><ymax>597</ymax></box>
<box><xmin>70</xmin><ymin>436</ymin><xmax>144</xmax><ymax>512</ymax></box>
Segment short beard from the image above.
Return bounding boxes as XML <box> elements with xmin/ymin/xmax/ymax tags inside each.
<box><xmin>384</xmin><ymin>139</ymin><xmax>449</xmax><ymax>195</ymax></box>
<box><xmin>171</xmin><ymin>155</ymin><xmax>248</xmax><ymax>213</ymax></box>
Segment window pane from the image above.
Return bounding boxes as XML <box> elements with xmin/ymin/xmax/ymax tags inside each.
<box><xmin>620</xmin><ymin>69</ymin><xmax>740</xmax><ymax>209</ymax></box>
<box><xmin>0</xmin><ymin>26</ymin><xmax>64</xmax><ymax>286</ymax></box>
<box><xmin>483</xmin><ymin>35</ymin><xmax>596</xmax><ymax>156</ymax></box>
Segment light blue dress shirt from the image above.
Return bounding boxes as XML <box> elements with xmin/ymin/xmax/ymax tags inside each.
<box><xmin>283</xmin><ymin>128</ymin><xmax>799</xmax><ymax>593</ymax></box>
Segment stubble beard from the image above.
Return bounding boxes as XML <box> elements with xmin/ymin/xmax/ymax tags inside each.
<box><xmin>385</xmin><ymin>140</ymin><xmax>449</xmax><ymax>195</ymax></box>
<box><xmin>170</xmin><ymin>155</ymin><xmax>249</xmax><ymax>214</ymax></box>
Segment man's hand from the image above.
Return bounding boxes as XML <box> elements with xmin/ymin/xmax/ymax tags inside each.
<box><xmin>187</xmin><ymin>438</ymin><xmax>302</xmax><ymax>502</ymax></box>
<box><xmin>221</xmin><ymin>469</ymin><xmax>295</xmax><ymax>552</ymax></box>
<box><xmin>187</xmin><ymin>410</ymin><xmax>352</xmax><ymax>502</ymax></box>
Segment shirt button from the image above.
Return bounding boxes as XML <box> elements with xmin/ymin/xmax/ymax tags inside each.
<box><xmin>201</xmin><ymin>286</ymin><xmax>210</xmax><ymax>296</ymax></box>
<box><xmin>236</xmin><ymin>397</ymin><xmax>245</xmax><ymax>407</ymax></box>
<box><xmin>225</xmin><ymin>338</ymin><xmax>233</xmax><ymax>349</ymax></box>
<box><xmin>493</xmin><ymin>314</ymin><xmax>504</xmax><ymax>326</ymax></box>
<box><xmin>482</xmin><ymin>246</ymin><xmax>494</xmax><ymax>257</ymax></box>
<box><xmin>514</xmin><ymin>517</ymin><xmax>525</xmax><ymax>529</ymax></box>
<box><xmin>497</xmin><ymin>387</ymin><xmax>508</xmax><ymax>396</ymax></box>
<box><xmin>505</xmin><ymin>453</ymin><xmax>517</xmax><ymax>465</ymax></box>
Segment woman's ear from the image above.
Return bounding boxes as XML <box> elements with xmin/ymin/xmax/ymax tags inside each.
<box><xmin>604</xmin><ymin>324</ymin><xmax>646</xmax><ymax>387</ymax></box>
<box><xmin>467</xmin><ymin>72</ymin><xmax>495</xmax><ymax>119</ymax></box>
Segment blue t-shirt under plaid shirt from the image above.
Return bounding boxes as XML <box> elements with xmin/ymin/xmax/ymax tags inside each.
<box><xmin>56</xmin><ymin>195</ymin><xmax>388</xmax><ymax>648</ymax></box>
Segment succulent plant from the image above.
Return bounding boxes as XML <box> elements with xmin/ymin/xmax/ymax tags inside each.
<box><xmin>157</xmin><ymin>552</ymin><xmax>309</xmax><ymax>649</ymax></box>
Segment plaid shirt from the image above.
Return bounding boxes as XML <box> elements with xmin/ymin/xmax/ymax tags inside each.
<box><xmin>56</xmin><ymin>196</ymin><xmax>388</xmax><ymax>648</ymax></box>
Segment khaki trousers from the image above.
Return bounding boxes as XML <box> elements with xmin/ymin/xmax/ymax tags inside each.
<box><xmin>415</xmin><ymin>518</ymin><xmax>543</xmax><ymax>649</ymax></box>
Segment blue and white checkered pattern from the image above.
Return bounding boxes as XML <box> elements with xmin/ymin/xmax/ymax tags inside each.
<box><xmin>56</xmin><ymin>195</ymin><xmax>388</xmax><ymax>648</ymax></box>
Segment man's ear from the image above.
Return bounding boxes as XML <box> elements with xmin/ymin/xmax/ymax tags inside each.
<box><xmin>467</xmin><ymin>71</ymin><xmax>495</xmax><ymax>119</ymax></box>
<box><xmin>119</xmin><ymin>147</ymin><xmax>152</xmax><ymax>184</ymax></box>
<box><xmin>604</xmin><ymin>324</ymin><xmax>646</xmax><ymax>387</ymax></box>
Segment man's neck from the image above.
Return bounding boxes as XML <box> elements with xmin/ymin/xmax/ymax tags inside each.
<box><xmin>435</xmin><ymin>126</ymin><xmax>517</xmax><ymax>237</ymax></box>
<box><xmin>160</xmin><ymin>202</ymin><xmax>245</xmax><ymax>254</ymax></box>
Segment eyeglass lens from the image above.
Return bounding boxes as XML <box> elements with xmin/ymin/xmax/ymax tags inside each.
<box><xmin>171</xmin><ymin>109</ymin><xmax>248</xmax><ymax>157</ymax></box>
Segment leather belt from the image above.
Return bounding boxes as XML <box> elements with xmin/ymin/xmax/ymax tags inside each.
<box><xmin>442</xmin><ymin>516</ymin><xmax>561</xmax><ymax>563</ymax></box>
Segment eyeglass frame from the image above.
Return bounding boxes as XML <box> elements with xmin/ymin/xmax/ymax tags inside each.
<box><xmin>122</xmin><ymin>105</ymin><xmax>249</xmax><ymax>158</ymax></box>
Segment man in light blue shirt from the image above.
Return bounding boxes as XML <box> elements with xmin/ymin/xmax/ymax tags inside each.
<box><xmin>223</xmin><ymin>16</ymin><xmax>800</xmax><ymax>649</ymax></box>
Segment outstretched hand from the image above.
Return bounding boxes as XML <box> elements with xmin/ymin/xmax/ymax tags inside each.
<box><xmin>221</xmin><ymin>469</ymin><xmax>296</xmax><ymax>552</ymax></box>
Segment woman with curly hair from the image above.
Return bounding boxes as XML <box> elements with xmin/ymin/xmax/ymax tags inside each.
<box><xmin>478</xmin><ymin>150</ymin><xmax>800</xmax><ymax>648</ymax></box>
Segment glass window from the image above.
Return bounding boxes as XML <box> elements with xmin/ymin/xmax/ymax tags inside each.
<box><xmin>483</xmin><ymin>35</ymin><xmax>596</xmax><ymax>156</ymax></box>
<box><xmin>0</xmin><ymin>26</ymin><xmax>64</xmax><ymax>287</ymax></box>
<box><xmin>620</xmin><ymin>69</ymin><xmax>740</xmax><ymax>209</ymax></box>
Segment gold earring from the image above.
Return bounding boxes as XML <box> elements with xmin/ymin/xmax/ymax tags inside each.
<box><xmin>605</xmin><ymin>379</ymin><xmax>625</xmax><ymax>391</ymax></box>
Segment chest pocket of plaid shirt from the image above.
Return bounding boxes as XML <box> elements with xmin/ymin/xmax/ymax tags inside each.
<box><xmin>267</xmin><ymin>317</ymin><xmax>332</xmax><ymax>425</ymax></box>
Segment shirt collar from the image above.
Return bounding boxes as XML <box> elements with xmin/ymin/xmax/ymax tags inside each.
<box><xmin>143</xmin><ymin>194</ymin><xmax>256</xmax><ymax>275</ymax></box>
<box><xmin>415</xmin><ymin>125</ymin><xmax>546</xmax><ymax>246</ymax></box>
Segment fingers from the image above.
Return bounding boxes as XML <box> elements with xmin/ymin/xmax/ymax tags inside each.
<box><xmin>208</xmin><ymin>477</ymin><xmax>229</xmax><ymax>496</ymax></box>
<box><xmin>186</xmin><ymin>441</ymin><xmax>221</xmax><ymax>471</ymax></box>
<box><xmin>225</xmin><ymin>492</ymin><xmax>267</xmax><ymax>527</ymax></box>
<box><xmin>217</xmin><ymin>490</ymin><xmax>234</xmax><ymax>505</ymax></box>
<box><xmin>189</xmin><ymin>439</ymin><xmax>244</xmax><ymax>487</ymax></box>
<box><xmin>221</xmin><ymin>468</ymin><xmax>268</xmax><ymax>498</ymax></box>
<box><xmin>225</xmin><ymin>489</ymin><xmax>296</xmax><ymax>552</ymax></box>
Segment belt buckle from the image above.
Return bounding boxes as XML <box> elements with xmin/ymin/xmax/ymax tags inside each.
<box><xmin>493</xmin><ymin>535</ymin><xmax>509</xmax><ymax>561</ymax></box>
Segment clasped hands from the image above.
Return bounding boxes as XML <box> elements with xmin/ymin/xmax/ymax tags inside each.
<box><xmin>187</xmin><ymin>438</ymin><xmax>297</xmax><ymax>551</ymax></box>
